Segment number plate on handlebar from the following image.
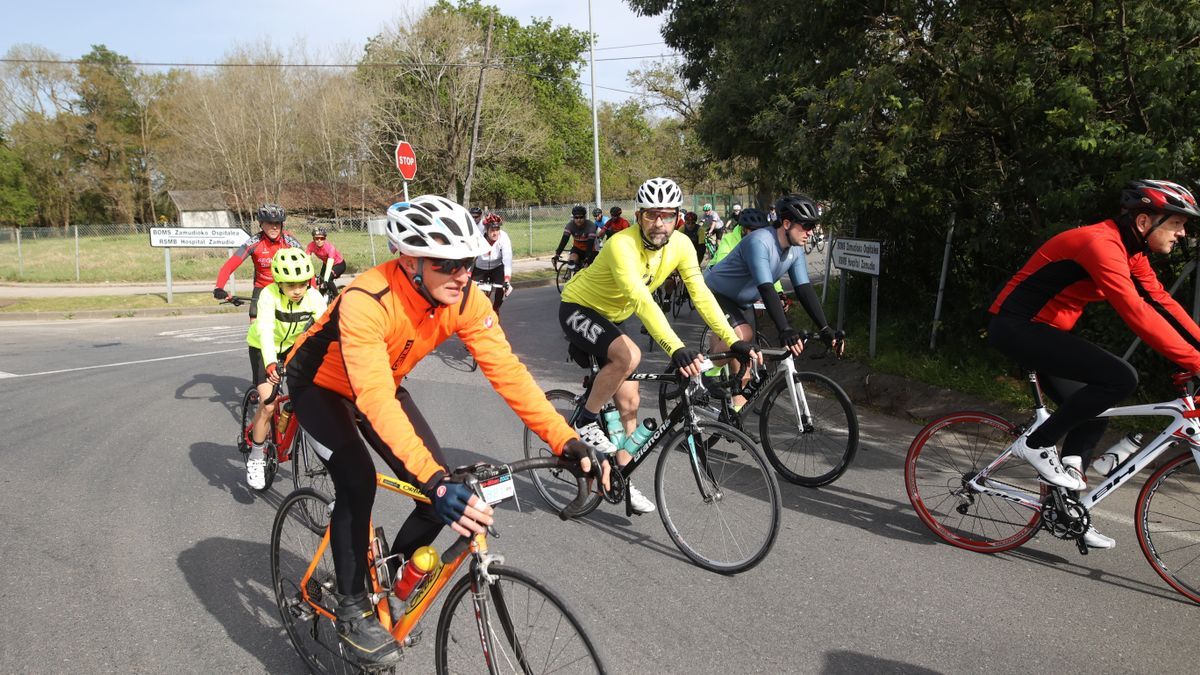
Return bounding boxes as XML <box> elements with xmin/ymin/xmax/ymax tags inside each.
<box><xmin>479</xmin><ymin>468</ymin><xmax>515</xmax><ymax>505</ymax></box>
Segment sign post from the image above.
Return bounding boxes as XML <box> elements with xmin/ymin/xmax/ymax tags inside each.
<box><xmin>395</xmin><ymin>141</ymin><xmax>417</xmax><ymax>201</ymax></box>
<box><xmin>150</xmin><ymin>227</ymin><xmax>249</xmax><ymax>304</ymax></box>
<box><xmin>831</xmin><ymin>237</ymin><xmax>882</xmax><ymax>357</ymax></box>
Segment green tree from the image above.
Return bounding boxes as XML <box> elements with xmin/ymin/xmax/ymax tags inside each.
<box><xmin>0</xmin><ymin>142</ymin><xmax>37</xmax><ymax>225</ymax></box>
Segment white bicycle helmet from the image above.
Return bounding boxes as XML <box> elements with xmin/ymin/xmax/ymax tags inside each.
<box><xmin>635</xmin><ymin>177</ymin><xmax>683</xmax><ymax>210</ymax></box>
<box><xmin>385</xmin><ymin>195</ymin><xmax>490</xmax><ymax>259</ymax></box>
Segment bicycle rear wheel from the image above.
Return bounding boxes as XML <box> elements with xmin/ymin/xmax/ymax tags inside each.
<box><xmin>655</xmin><ymin>420</ymin><xmax>781</xmax><ymax>573</ymax></box>
<box><xmin>270</xmin><ymin>489</ymin><xmax>352</xmax><ymax>673</ymax></box>
<box><xmin>238</xmin><ymin>387</ymin><xmax>258</xmax><ymax>456</ymax></box>
<box><xmin>523</xmin><ymin>390</ymin><xmax>603</xmax><ymax>517</ymax></box>
<box><xmin>757</xmin><ymin>371</ymin><xmax>858</xmax><ymax>487</ymax></box>
<box><xmin>905</xmin><ymin>412</ymin><xmax>1045</xmax><ymax>552</ymax></box>
<box><xmin>434</xmin><ymin>564</ymin><xmax>604</xmax><ymax>674</ymax></box>
<box><xmin>1136</xmin><ymin>452</ymin><xmax>1200</xmax><ymax>604</ymax></box>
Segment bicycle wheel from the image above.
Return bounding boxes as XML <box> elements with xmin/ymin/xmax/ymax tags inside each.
<box><xmin>1136</xmin><ymin>452</ymin><xmax>1200</xmax><ymax>604</ymax></box>
<box><xmin>270</xmin><ymin>489</ymin><xmax>352</xmax><ymax>673</ymax></box>
<box><xmin>905</xmin><ymin>412</ymin><xmax>1045</xmax><ymax>552</ymax></box>
<box><xmin>757</xmin><ymin>371</ymin><xmax>858</xmax><ymax>487</ymax></box>
<box><xmin>556</xmin><ymin>266</ymin><xmax>574</xmax><ymax>293</ymax></box>
<box><xmin>523</xmin><ymin>390</ymin><xmax>602</xmax><ymax>517</ymax></box>
<box><xmin>655</xmin><ymin>420</ymin><xmax>781</xmax><ymax>573</ymax></box>
<box><xmin>671</xmin><ymin>282</ymin><xmax>686</xmax><ymax>318</ymax></box>
<box><xmin>238</xmin><ymin>387</ymin><xmax>259</xmax><ymax>456</ymax></box>
<box><xmin>434</xmin><ymin>564</ymin><xmax>604</xmax><ymax>674</ymax></box>
<box><xmin>292</xmin><ymin>430</ymin><xmax>333</xmax><ymax>500</ymax></box>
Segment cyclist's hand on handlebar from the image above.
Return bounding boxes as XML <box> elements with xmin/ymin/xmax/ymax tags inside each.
<box><xmin>729</xmin><ymin>340</ymin><xmax>764</xmax><ymax>366</ymax></box>
<box><xmin>671</xmin><ymin>347</ymin><xmax>706</xmax><ymax>378</ymax></box>
<box><xmin>428</xmin><ymin>476</ymin><xmax>494</xmax><ymax>537</ymax></box>
<box><xmin>213</xmin><ymin>287</ymin><xmax>228</xmax><ymax>301</ymax></box>
<box><xmin>562</xmin><ymin>438</ymin><xmax>611</xmax><ymax>493</ymax></box>
<box><xmin>819</xmin><ymin>326</ymin><xmax>846</xmax><ymax>358</ymax></box>
<box><xmin>778</xmin><ymin>329</ymin><xmax>804</xmax><ymax>357</ymax></box>
<box><xmin>265</xmin><ymin>362</ymin><xmax>281</xmax><ymax>385</ymax></box>
<box><xmin>503</xmin><ymin>280</ymin><xmax>512</xmax><ymax>297</ymax></box>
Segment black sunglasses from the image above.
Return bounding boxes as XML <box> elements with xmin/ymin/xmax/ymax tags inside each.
<box><xmin>430</xmin><ymin>257</ymin><xmax>475</xmax><ymax>274</ymax></box>
<box><xmin>312</xmin><ymin>236</ymin><xmax>326</xmax><ymax>241</ymax></box>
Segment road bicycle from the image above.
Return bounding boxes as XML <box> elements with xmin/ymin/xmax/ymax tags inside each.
<box><xmin>657</xmin><ymin>335</ymin><xmax>858</xmax><ymax>487</ymax></box>
<box><xmin>905</xmin><ymin>370</ymin><xmax>1200</xmax><ymax>604</ymax></box>
<box><xmin>271</xmin><ymin>460</ymin><xmax>606</xmax><ymax>673</ymax></box>
<box><xmin>464</xmin><ymin>280</ymin><xmax>509</xmax><ymax>372</ymax></box>
<box><xmin>552</xmin><ymin>254</ymin><xmax>589</xmax><ymax>293</ymax></box>
<box><xmin>804</xmin><ymin>225</ymin><xmax>827</xmax><ymax>255</ymax></box>
<box><xmin>237</xmin><ymin>359</ymin><xmax>330</xmax><ymax>497</ymax></box>
<box><xmin>523</xmin><ymin>349</ymin><xmax>782</xmax><ymax>574</ymax></box>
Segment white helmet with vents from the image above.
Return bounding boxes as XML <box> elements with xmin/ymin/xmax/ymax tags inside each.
<box><xmin>635</xmin><ymin>177</ymin><xmax>683</xmax><ymax>210</ymax></box>
<box><xmin>385</xmin><ymin>196</ymin><xmax>490</xmax><ymax>259</ymax></box>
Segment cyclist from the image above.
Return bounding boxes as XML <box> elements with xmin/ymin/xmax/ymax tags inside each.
<box><xmin>680</xmin><ymin>210</ymin><xmax>705</xmax><ymax>261</ymax></box>
<box><xmin>593</xmin><ymin>207</ymin><xmax>608</xmax><ymax>230</ymax></box>
<box><xmin>702</xmin><ymin>203</ymin><xmax>725</xmax><ymax>242</ymax></box>
<box><xmin>212</xmin><ymin>204</ymin><xmax>303</xmax><ymax>318</ymax></box>
<box><xmin>469</xmin><ymin>206</ymin><xmax>484</xmax><ymax>226</ymax></box>
<box><xmin>704</xmin><ymin>199</ymin><xmax>843</xmax><ymax>409</ymax></box>
<box><xmin>989</xmin><ymin>179</ymin><xmax>1200</xmax><ymax>550</ymax></box>
<box><xmin>244</xmin><ymin>248</ymin><xmax>328</xmax><ymax>489</ymax></box>
<box><xmin>729</xmin><ymin>203</ymin><xmax>743</xmax><ymax>224</ymax></box>
<box><xmin>305</xmin><ymin>227</ymin><xmax>346</xmax><ymax>296</ymax></box>
<box><xmin>554</xmin><ymin>204</ymin><xmax>599</xmax><ymax>269</ymax></box>
<box><xmin>286</xmin><ymin>195</ymin><xmax>612</xmax><ymax>667</ymax></box>
<box><xmin>472</xmin><ymin>213</ymin><xmax>512</xmax><ymax>313</ymax></box>
<box><xmin>559</xmin><ymin>176</ymin><xmax>759</xmax><ymax>514</ymax></box>
<box><xmin>604</xmin><ymin>206</ymin><xmax>631</xmax><ymax>236</ymax></box>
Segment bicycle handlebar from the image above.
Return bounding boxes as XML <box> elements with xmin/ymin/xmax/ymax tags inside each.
<box><xmin>263</xmin><ymin>359</ymin><xmax>287</xmax><ymax>404</ymax></box>
<box><xmin>221</xmin><ymin>295</ymin><xmax>254</xmax><ymax>308</ymax></box>
<box><xmin>448</xmin><ymin>456</ymin><xmax>595</xmax><ymax>524</ymax></box>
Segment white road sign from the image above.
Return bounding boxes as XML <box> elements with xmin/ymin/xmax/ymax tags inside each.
<box><xmin>831</xmin><ymin>238</ymin><xmax>881</xmax><ymax>276</ymax></box>
<box><xmin>150</xmin><ymin>227</ymin><xmax>249</xmax><ymax>248</ymax></box>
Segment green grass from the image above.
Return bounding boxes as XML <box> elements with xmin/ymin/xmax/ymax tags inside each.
<box><xmin>0</xmin><ymin>220</ymin><xmax>571</xmax><ymax>283</ymax></box>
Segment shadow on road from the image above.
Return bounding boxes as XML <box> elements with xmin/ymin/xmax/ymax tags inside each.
<box><xmin>780</xmin><ymin>482</ymin><xmax>940</xmax><ymax>546</ymax></box>
<box><xmin>176</xmin><ymin>372</ymin><xmax>247</xmax><ymax>422</ymax></box>
<box><xmin>190</xmin><ymin>441</ymin><xmax>290</xmax><ymax>509</ymax></box>
<box><xmin>821</xmin><ymin>650</ymin><xmax>943</xmax><ymax>674</ymax></box>
<box><xmin>1002</xmin><ymin>546</ymin><xmax>1191</xmax><ymax>606</ymax></box>
<box><xmin>178</xmin><ymin>537</ymin><xmax>307</xmax><ymax>673</ymax></box>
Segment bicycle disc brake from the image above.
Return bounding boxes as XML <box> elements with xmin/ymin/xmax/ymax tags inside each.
<box><xmin>1040</xmin><ymin>491</ymin><xmax>1090</xmax><ymax>541</ymax></box>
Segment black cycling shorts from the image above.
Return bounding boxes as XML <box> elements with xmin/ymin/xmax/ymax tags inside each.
<box><xmin>712</xmin><ymin>291</ymin><xmax>750</xmax><ymax>329</ymax></box>
<box><xmin>559</xmin><ymin>302</ymin><xmax>625</xmax><ymax>367</ymax></box>
<box><xmin>248</xmin><ymin>345</ymin><xmax>291</xmax><ymax>386</ymax></box>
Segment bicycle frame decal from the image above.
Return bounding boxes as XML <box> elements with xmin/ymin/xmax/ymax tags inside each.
<box><xmin>378</xmin><ymin>474</ymin><xmax>432</xmax><ymax>504</ymax></box>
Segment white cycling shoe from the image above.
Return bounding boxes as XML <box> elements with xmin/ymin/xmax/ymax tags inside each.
<box><xmin>573</xmin><ymin>421</ymin><xmax>619</xmax><ymax>455</ymax></box>
<box><xmin>246</xmin><ymin>457</ymin><xmax>268</xmax><ymax>490</ymax></box>
<box><xmin>627</xmin><ymin>484</ymin><xmax>656</xmax><ymax>514</ymax></box>
<box><xmin>1060</xmin><ymin>456</ymin><xmax>1115</xmax><ymax>549</ymax></box>
<box><xmin>1008</xmin><ymin>437</ymin><xmax>1085</xmax><ymax>491</ymax></box>
<box><xmin>1082</xmin><ymin>526</ymin><xmax>1116</xmax><ymax>549</ymax></box>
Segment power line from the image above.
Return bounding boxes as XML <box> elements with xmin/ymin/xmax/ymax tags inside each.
<box><xmin>593</xmin><ymin>41</ymin><xmax>666</xmax><ymax>51</ymax></box>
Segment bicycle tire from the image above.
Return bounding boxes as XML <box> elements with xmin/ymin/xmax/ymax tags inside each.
<box><xmin>757</xmin><ymin>371</ymin><xmax>858</xmax><ymax>487</ymax></box>
<box><xmin>904</xmin><ymin>412</ymin><xmax>1045</xmax><ymax>553</ymax></box>
<box><xmin>556</xmin><ymin>265</ymin><xmax>574</xmax><ymax>294</ymax></box>
<box><xmin>1136</xmin><ymin>452</ymin><xmax>1200</xmax><ymax>605</ymax></box>
<box><xmin>671</xmin><ymin>282</ymin><xmax>686</xmax><ymax>319</ymax></box>
<box><xmin>238</xmin><ymin>387</ymin><xmax>258</xmax><ymax>456</ymax></box>
<box><xmin>523</xmin><ymin>390</ymin><xmax>603</xmax><ymax>517</ymax></box>
<box><xmin>434</xmin><ymin>564</ymin><xmax>605</xmax><ymax>674</ymax></box>
<box><xmin>270</xmin><ymin>488</ymin><xmax>355</xmax><ymax>674</ymax></box>
<box><xmin>654</xmin><ymin>420</ymin><xmax>781</xmax><ymax>574</ymax></box>
<box><xmin>291</xmin><ymin>430</ymin><xmax>334</xmax><ymax>501</ymax></box>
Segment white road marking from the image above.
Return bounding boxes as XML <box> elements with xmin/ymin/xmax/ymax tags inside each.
<box><xmin>0</xmin><ymin>348</ymin><xmax>241</xmax><ymax>378</ymax></box>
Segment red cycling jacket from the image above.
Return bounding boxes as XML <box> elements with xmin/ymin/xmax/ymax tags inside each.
<box><xmin>215</xmin><ymin>230</ymin><xmax>304</xmax><ymax>289</ymax></box>
<box><xmin>990</xmin><ymin>219</ymin><xmax>1200</xmax><ymax>371</ymax></box>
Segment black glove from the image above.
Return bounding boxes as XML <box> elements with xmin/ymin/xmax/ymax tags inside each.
<box><xmin>778</xmin><ymin>329</ymin><xmax>802</xmax><ymax>350</ymax></box>
<box><xmin>729</xmin><ymin>340</ymin><xmax>757</xmax><ymax>360</ymax></box>
<box><xmin>212</xmin><ymin>288</ymin><xmax>228</xmax><ymax>300</ymax></box>
<box><xmin>426</xmin><ymin>476</ymin><xmax>474</xmax><ymax>527</ymax></box>
<box><xmin>671</xmin><ymin>347</ymin><xmax>703</xmax><ymax>372</ymax></box>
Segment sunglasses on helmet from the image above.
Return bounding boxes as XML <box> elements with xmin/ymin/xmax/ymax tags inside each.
<box><xmin>429</xmin><ymin>257</ymin><xmax>475</xmax><ymax>275</ymax></box>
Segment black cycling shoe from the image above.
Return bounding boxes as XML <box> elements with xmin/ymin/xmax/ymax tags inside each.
<box><xmin>335</xmin><ymin>592</ymin><xmax>402</xmax><ymax>667</ymax></box>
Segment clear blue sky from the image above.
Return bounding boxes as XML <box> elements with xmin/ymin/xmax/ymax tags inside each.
<box><xmin>0</xmin><ymin>0</ymin><xmax>675</xmax><ymax>103</ymax></box>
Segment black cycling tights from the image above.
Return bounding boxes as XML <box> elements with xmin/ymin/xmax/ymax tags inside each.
<box><xmin>291</xmin><ymin>384</ymin><xmax>445</xmax><ymax>596</ymax></box>
<box><xmin>988</xmin><ymin>314</ymin><xmax>1137</xmax><ymax>464</ymax></box>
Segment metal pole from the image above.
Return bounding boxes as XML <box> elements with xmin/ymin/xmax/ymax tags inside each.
<box><xmin>74</xmin><ymin>224</ymin><xmax>80</xmax><ymax>281</ymax></box>
<box><xmin>1123</xmin><ymin>259</ymin><xmax>1196</xmax><ymax>360</ymax></box>
<box><xmin>164</xmin><ymin>247</ymin><xmax>173</xmax><ymax>304</ymax></box>
<box><xmin>836</xmin><ymin>266</ymin><xmax>848</xmax><ymax>333</ymax></box>
<box><xmin>16</xmin><ymin>227</ymin><xmax>22</xmax><ymax>278</ymax></box>
<box><xmin>528</xmin><ymin>206</ymin><xmax>533</xmax><ymax>256</ymax></box>
<box><xmin>403</xmin><ymin>181</ymin><xmax>409</xmax><ymax>203</ymax></box>
<box><xmin>930</xmin><ymin>213</ymin><xmax>956</xmax><ymax>350</ymax></box>
<box><xmin>587</xmin><ymin>0</ymin><xmax>602</xmax><ymax>210</ymax></box>
<box><xmin>226</xmin><ymin>248</ymin><xmax>235</xmax><ymax>297</ymax></box>
<box><xmin>821</xmin><ymin>236</ymin><xmax>835</xmax><ymax>303</ymax></box>
<box><xmin>869</xmin><ymin>276</ymin><xmax>879</xmax><ymax>358</ymax></box>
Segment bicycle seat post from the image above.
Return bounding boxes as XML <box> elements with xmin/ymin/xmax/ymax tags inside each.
<box><xmin>1025</xmin><ymin>371</ymin><xmax>1047</xmax><ymax>410</ymax></box>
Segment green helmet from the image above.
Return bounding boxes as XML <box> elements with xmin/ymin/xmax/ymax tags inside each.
<box><xmin>271</xmin><ymin>248</ymin><xmax>315</xmax><ymax>283</ymax></box>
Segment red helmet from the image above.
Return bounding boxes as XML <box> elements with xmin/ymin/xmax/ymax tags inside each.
<box><xmin>482</xmin><ymin>213</ymin><xmax>503</xmax><ymax>228</ymax></box>
<box><xmin>1120</xmin><ymin>180</ymin><xmax>1200</xmax><ymax>219</ymax></box>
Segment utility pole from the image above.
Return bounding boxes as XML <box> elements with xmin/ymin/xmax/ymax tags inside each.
<box><xmin>588</xmin><ymin>0</ymin><xmax>602</xmax><ymax>210</ymax></box>
<box><xmin>463</xmin><ymin>12</ymin><xmax>494</xmax><ymax>207</ymax></box>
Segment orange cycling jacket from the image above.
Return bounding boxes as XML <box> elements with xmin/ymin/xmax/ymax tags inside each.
<box><xmin>287</xmin><ymin>259</ymin><xmax>577</xmax><ymax>487</ymax></box>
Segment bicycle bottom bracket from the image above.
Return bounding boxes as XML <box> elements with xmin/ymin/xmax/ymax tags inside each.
<box><xmin>1040</xmin><ymin>493</ymin><xmax>1090</xmax><ymax>540</ymax></box>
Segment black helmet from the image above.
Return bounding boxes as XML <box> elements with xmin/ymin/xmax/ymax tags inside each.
<box><xmin>737</xmin><ymin>207</ymin><xmax>770</xmax><ymax>231</ymax></box>
<box><xmin>610</xmin><ymin>206</ymin><xmax>622</xmax><ymax>217</ymax></box>
<box><xmin>469</xmin><ymin>206</ymin><xmax>483</xmax><ymax>217</ymax></box>
<box><xmin>312</xmin><ymin>227</ymin><xmax>327</xmax><ymax>238</ymax></box>
<box><xmin>774</xmin><ymin>194</ymin><xmax>820</xmax><ymax>225</ymax></box>
<box><xmin>592</xmin><ymin>208</ymin><xmax>603</xmax><ymax>218</ymax></box>
<box><xmin>571</xmin><ymin>205</ymin><xmax>587</xmax><ymax>218</ymax></box>
<box><xmin>257</xmin><ymin>204</ymin><xmax>286</xmax><ymax>224</ymax></box>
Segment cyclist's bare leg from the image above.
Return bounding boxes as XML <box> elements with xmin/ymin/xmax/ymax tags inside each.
<box><xmin>250</xmin><ymin>380</ymin><xmax>276</xmax><ymax>445</ymax></box>
<box><xmin>708</xmin><ymin>324</ymin><xmax>754</xmax><ymax>408</ymax></box>
<box><xmin>585</xmin><ymin>334</ymin><xmax>640</xmax><ymax>465</ymax></box>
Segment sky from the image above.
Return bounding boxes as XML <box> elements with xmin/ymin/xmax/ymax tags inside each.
<box><xmin>0</xmin><ymin>0</ymin><xmax>676</xmax><ymax>103</ymax></box>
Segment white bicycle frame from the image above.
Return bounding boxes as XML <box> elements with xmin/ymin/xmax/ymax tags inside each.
<box><xmin>967</xmin><ymin>373</ymin><xmax>1200</xmax><ymax>511</ymax></box>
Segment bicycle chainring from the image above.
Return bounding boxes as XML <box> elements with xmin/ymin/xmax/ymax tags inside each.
<box><xmin>602</xmin><ymin>462</ymin><xmax>627</xmax><ymax>505</ymax></box>
<box><xmin>1040</xmin><ymin>493</ymin><xmax>1090</xmax><ymax>540</ymax></box>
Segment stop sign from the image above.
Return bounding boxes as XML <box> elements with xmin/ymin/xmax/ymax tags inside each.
<box><xmin>395</xmin><ymin>141</ymin><xmax>417</xmax><ymax>181</ymax></box>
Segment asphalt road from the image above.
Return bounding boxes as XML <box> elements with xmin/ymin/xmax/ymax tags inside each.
<box><xmin>1</xmin><ymin>284</ymin><xmax>1195</xmax><ymax>674</ymax></box>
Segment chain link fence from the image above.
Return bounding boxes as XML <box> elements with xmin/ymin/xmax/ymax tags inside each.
<box><xmin>0</xmin><ymin>195</ymin><xmax>732</xmax><ymax>283</ymax></box>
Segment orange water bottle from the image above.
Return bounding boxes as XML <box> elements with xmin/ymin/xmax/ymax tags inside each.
<box><xmin>275</xmin><ymin>401</ymin><xmax>293</xmax><ymax>435</ymax></box>
<box><xmin>394</xmin><ymin>545</ymin><xmax>439</xmax><ymax>600</ymax></box>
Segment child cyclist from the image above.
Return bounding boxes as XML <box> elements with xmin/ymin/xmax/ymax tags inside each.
<box><xmin>244</xmin><ymin>248</ymin><xmax>329</xmax><ymax>489</ymax></box>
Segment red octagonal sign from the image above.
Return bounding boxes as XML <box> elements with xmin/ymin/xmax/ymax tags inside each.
<box><xmin>395</xmin><ymin>141</ymin><xmax>417</xmax><ymax>181</ymax></box>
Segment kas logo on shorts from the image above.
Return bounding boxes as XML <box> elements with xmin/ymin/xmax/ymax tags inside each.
<box><xmin>566</xmin><ymin>310</ymin><xmax>602</xmax><ymax>344</ymax></box>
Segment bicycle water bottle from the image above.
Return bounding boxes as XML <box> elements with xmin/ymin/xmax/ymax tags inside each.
<box><xmin>621</xmin><ymin>418</ymin><xmax>658</xmax><ymax>454</ymax></box>
<box><xmin>394</xmin><ymin>545</ymin><xmax>439</xmax><ymax>601</ymax></box>
<box><xmin>275</xmin><ymin>401</ymin><xmax>293</xmax><ymax>435</ymax></box>
<box><xmin>600</xmin><ymin>408</ymin><xmax>625</xmax><ymax>450</ymax></box>
<box><xmin>1092</xmin><ymin>433</ymin><xmax>1142</xmax><ymax>477</ymax></box>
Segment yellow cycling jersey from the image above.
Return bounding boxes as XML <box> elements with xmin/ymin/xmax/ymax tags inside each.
<box><xmin>247</xmin><ymin>284</ymin><xmax>328</xmax><ymax>366</ymax></box>
<box><xmin>561</xmin><ymin>226</ymin><xmax>739</xmax><ymax>354</ymax></box>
